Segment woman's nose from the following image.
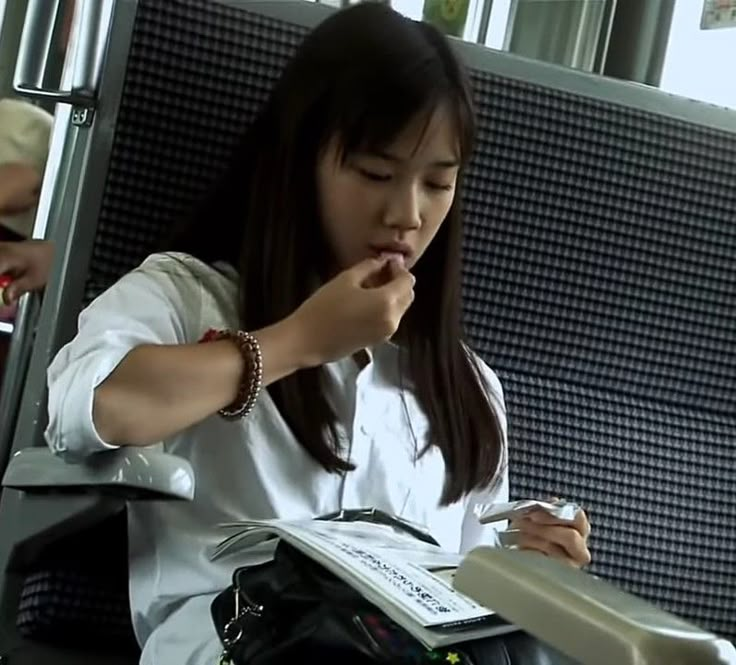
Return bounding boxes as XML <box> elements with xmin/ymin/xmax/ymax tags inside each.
<box><xmin>382</xmin><ymin>183</ymin><xmax>422</xmax><ymax>230</ymax></box>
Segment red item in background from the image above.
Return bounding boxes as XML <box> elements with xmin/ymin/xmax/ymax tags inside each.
<box><xmin>0</xmin><ymin>274</ymin><xmax>11</xmax><ymax>301</ymax></box>
<box><xmin>0</xmin><ymin>275</ymin><xmax>15</xmax><ymax>323</ymax></box>
<box><xmin>0</xmin><ymin>274</ymin><xmax>12</xmax><ymax>384</ymax></box>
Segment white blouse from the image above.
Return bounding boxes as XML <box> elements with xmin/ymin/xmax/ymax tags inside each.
<box><xmin>45</xmin><ymin>253</ymin><xmax>508</xmax><ymax>665</ymax></box>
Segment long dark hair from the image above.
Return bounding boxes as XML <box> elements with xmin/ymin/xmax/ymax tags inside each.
<box><xmin>175</xmin><ymin>3</ymin><xmax>504</xmax><ymax>505</ymax></box>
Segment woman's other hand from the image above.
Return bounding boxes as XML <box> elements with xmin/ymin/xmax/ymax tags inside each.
<box><xmin>510</xmin><ymin>503</ymin><xmax>591</xmax><ymax>568</ymax></box>
<box><xmin>289</xmin><ymin>256</ymin><xmax>415</xmax><ymax>367</ymax></box>
<box><xmin>0</xmin><ymin>240</ymin><xmax>54</xmax><ymax>305</ymax></box>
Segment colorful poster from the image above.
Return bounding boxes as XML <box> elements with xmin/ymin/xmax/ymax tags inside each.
<box><xmin>701</xmin><ymin>0</ymin><xmax>736</xmax><ymax>29</ymax></box>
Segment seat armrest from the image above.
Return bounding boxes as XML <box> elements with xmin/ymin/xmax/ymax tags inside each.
<box><xmin>2</xmin><ymin>447</ymin><xmax>194</xmax><ymax>500</ymax></box>
<box><xmin>454</xmin><ymin>547</ymin><xmax>736</xmax><ymax>665</ymax></box>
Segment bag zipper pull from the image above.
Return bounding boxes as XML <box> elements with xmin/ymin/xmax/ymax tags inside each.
<box><xmin>219</xmin><ymin>582</ymin><xmax>264</xmax><ymax>663</ymax></box>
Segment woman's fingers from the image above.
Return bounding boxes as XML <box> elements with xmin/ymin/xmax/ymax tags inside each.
<box><xmin>516</xmin><ymin>531</ymin><xmax>570</xmax><ymax>563</ymax></box>
<box><xmin>525</xmin><ymin>506</ymin><xmax>591</xmax><ymax>540</ymax></box>
<box><xmin>512</xmin><ymin>517</ymin><xmax>591</xmax><ymax>567</ymax></box>
<box><xmin>573</xmin><ymin>508</ymin><xmax>591</xmax><ymax>540</ymax></box>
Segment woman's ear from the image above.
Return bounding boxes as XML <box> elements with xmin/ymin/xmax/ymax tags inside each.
<box><xmin>0</xmin><ymin>163</ymin><xmax>43</xmax><ymax>216</ymax></box>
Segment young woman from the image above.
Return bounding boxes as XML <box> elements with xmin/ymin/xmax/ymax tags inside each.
<box><xmin>45</xmin><ymin>5</ymin><xmax>590</xmax><ymax>664</ymax></box>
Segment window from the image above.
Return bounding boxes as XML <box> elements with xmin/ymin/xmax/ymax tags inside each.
<box><xmin>304</xmin><ymin>0</ymin><xmax>512</xmax><ymax>45</ymax></box>
<box><xmin>660</xmin><ymin>1</ymin><xmax>736</xmax><ymax>110</ymax></box>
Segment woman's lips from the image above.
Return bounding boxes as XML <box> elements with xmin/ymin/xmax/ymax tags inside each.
<box><xmin>376</xmin><ymin>250</ymin><xmax>406</xmax><ymax>267</ymax></box>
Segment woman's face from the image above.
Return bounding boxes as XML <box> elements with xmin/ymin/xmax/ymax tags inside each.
<box><xmin>317</xmin><ymin>105</ymin><xmax>460</xmax><ymax>273</ymax></box>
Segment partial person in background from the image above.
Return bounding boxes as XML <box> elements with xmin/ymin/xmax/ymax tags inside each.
<box><xmin>0</xmin><ymin>98</ymin><xmax>55</xmax><ymax>311</ymax></box>
<box><xmin>0</xmin><ymin>0</ymin><xmax>80</xmax><ymax>310</ymax></box>
<box><xmin>0</xmin><ymin>98</ymin><xmax>53</xmax><ymax>239</ymax></box>
<box><xmin>0</xmin><ymin>98</ymin><xmax>54</xmax><ymax>375</ymax></box>
<box><xmin>0</xmin><ymin>238</ymin><xmax>54</xmax><ymax>308</ymax></box>
<box><xmin>0</xmin><ymin>0</ymin><xmax>79</xmax><ymax>307</ymax></box>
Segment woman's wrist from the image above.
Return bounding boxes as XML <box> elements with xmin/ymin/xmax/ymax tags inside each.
<box><xmin>200</xmin><ymin>330</ymin><xmax>263</xmax><ymax>419</ymax></box>
<box><xmin>252</xmin><ymin>314</ymin><xmax>320</xmax><ymax>386</ymax></box>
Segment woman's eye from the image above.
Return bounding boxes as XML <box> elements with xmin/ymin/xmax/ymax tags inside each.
<box><xmin>426</xmin><ymin>181</ymin><xmax>454</xmax><ymax>192</ymax></box>
<box><xmin>357</xmin><ymin>167</ymin><xmax>391</xmax><ymax>182</ymax></box>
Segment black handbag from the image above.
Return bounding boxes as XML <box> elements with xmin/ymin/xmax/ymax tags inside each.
<box><xmin>211</xmin><ymin>511</ymin><xmax>579</xmax><ymax>665</ymax></box>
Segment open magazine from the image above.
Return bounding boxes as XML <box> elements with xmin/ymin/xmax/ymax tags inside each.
<box><xmin>210</xmin><ymin>515</ymin><xmax>516</xmax><ymax>649</ymax></box>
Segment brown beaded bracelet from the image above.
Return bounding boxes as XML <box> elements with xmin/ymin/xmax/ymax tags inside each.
<box><xmin>199</xmin><ymin>328</ymin><xmax>263</xmax><ymax>420</ymax></box>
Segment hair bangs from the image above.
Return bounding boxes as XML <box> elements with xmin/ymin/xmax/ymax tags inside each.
<box><xmin>324</xmin><ymin>43</ymin><xmax>474</xmax><ymax>166</ymax></box>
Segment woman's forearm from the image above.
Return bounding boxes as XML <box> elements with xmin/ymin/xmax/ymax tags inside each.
<box><xmin>93</xmin><ymin>317</ymin><xmax>310</xmax><ymax>446</ymax></box>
